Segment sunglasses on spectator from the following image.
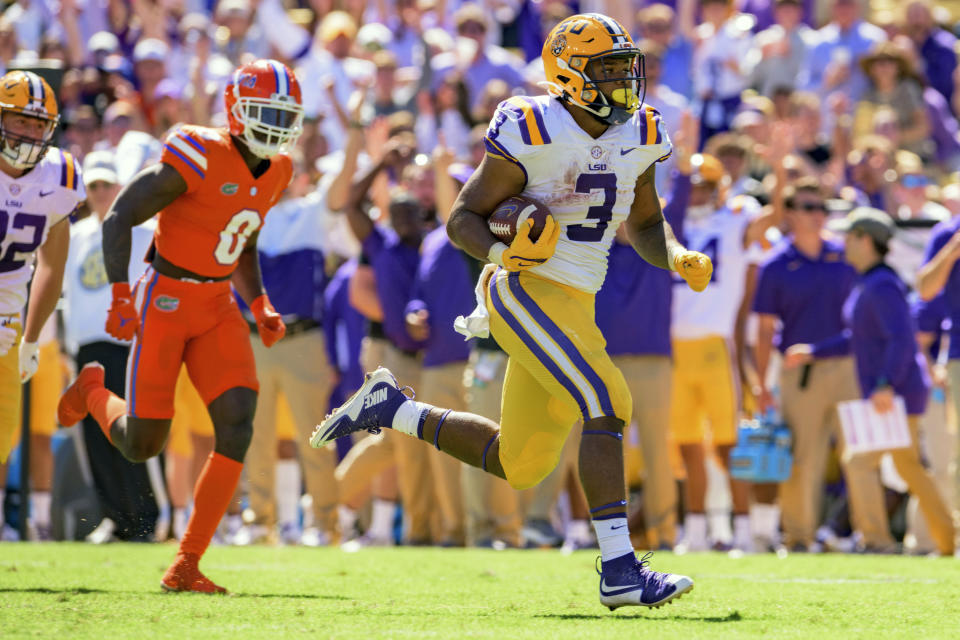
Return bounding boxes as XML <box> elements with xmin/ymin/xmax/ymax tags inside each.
<box><xmin>901</xmin><ymin>174</ymin><xmax>930</xmax><ymax>188</ymax></box>
<box><xmin>459</xmin><ymin>21</ymin><xmax>486</xmax><ymax>35</ymax></box>
<box><xmin>789</xmin><ymin>202</ymin><xmax>826</xmax><ymax>213</ymax></box>
<box><xmin>644</xmin><ymin>21</ymin><xmax>671</xmax><ymax>32</ymax></box>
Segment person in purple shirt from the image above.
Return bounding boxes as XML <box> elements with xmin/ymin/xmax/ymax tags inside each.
<box><xmin>752</xmin><ymin>178</ymin><xmax>890</xmax><ymax>552</ymax></box>
<box><xmin>324</xmin><ymin>259</ymin><xmax>367</xmax><ymax>412</ymax></box>
<box><xmin>595</xmin><ymin>149</ymin><xmax>691</xmax><ymax>549</ymax></box>
<box><xmin>402</xmin><ymin>223</ymin><xmax>477</xmax><ymax>545</ymax></box>
<box><xmin>786</xmin><ymin>207</ymin><xmax>955</xmax><ymax>555</ymax></box>
<box><xmin>905</xmin><ymin>1</ymin><xmax>958</xmax><ymax>109</ymax></box>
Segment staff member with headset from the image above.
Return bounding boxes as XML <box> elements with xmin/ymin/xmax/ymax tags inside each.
<box><xmin>786</xmin><ymin>207</ymin><xmax>955</xmax><ymax>556</ymax></box>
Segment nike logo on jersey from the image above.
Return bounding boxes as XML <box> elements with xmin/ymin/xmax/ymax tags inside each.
<box><xmin>39</xmin><ymin>190</ymin><xmax>55</xmax><ymax>197</ymax></box>
<box><xmin>620</xmin><ymin>147</ymin><xmax>637</xmax><ymax>156</ymax></box>
<box><xmin>363</xmin><ymin>387</ymin><xmax>388</xmax><ymax>409</ymax></box>
<box><xmin>599</xmin><ymin>579</ymin><xmax>643</xmax><ymax>597</ymax></box>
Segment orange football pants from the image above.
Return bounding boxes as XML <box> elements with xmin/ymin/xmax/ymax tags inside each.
<box><xmin>126</xmin><ymin>267</ymin><xmax>258</xmax><ymax>419</ymax></box>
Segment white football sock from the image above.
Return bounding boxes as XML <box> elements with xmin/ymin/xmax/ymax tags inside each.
<box><xmin>592</xmin><ymin>517</ymin><xmax>633</xmax><ymax>562</ymax></box>
<box><xmin>338</xmin><ymin>505</ymin><xmax>358</xmax><ymax>538</ymax></box>
<box><xmin>683</xmin><ymin>513</ymin><xmax>708</xmax><ymax>550</ymax></box>
<box><xmin>733</xmin><ymin>514</ymin><xmax>752</xmax><ymax>550</ymax></box>
<box><xmin>369</xmin><ymin>499</ymin><xmax>395</xmax><ymax>540</ymax></box>
<box><xmin>173</xmin><ymin>507</ymin><xmax>188</xmax><ymax>540</ymax></box>
<box><xmin>750</xmin><ymin>503</ymin><xmax>780</xmax><ymax>544</ymax></box>
<box><xmin>275</xmin><ymin>460</ymin><xmax>301</xmax><ymax>527</ymax></box>
<box><xmin>566</xmin><ymin>519</ymin><xmax>591</xmax><ymax>543</ymax></box>
<box><xmin>391</xmin><ymin>401</ymin><xmax>433</xmax><ymax>437</ymax></box>
<box><xmin>31</xmin><ymin>491</ymin><xmax>51</xmax><ymax>528</ymax></box>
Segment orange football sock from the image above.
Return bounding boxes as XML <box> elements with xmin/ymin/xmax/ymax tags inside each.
<box><xmin>179</xmin><ymin>453</ymin><xmax>243</xmax><ymax>558</ymax></box>
<box><xmin>86</xmin><ymin>388</ymin><xmax>127</xmax><ymax>445</ymax></box>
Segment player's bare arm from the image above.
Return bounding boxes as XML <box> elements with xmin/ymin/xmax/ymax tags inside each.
<box><xmin>21</xmin><ymin>216</ymin><xmax>69</xmax><ymax>343</ymax></box>
<box><xmin>102</xmin><ymin>163</ymin><xmax>187</xmax><ymax>283</ymax></box>
<box><xmin>231</xmin><ymin>230</ymin><xmax>265</xmax><ymax>305</ymax></box>
<box><xmin>627</xmin><ymin>164</ymin><xmax>713</xmax><ymax>291</ymax></box>
<box><xmin>624</xmin><ymin>163</ymin><xmax>682</xmax><ymax>269</ymax></box>
<box><xmin>446</xmin><ymin>154</ymin><xmax>526</xmax><ymax>261</ymax></box>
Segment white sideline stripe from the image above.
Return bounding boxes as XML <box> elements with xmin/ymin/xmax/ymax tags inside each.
<box><xmin>698</xmin><ymin>574</ymin><xmax>940</xmax><ymax>585</ymax></box>
<box><xmin>169</xmin><ymin>135</ymin><xmax>208</xmax><ymax>170</ymax></box>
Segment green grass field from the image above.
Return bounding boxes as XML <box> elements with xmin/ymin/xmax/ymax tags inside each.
<box><xmin>2</xmin><ymin>543</ymin><xmax>958</xmax><ymax>639</ymax></box>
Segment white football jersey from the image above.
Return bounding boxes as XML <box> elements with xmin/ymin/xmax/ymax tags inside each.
<box><xmin>0</xmin><ymin>148</ymin><xmax>85</xmax><ymax>316</ymax></box>
<box><xmin>485</xmin><ymin>95</ymin><xmax>672</xmax><ymax>293</ymax></box>
<box><xmin>671</xmin><ymin>198</ymin><xmax>759</xmax><ymax>340</ymax></box>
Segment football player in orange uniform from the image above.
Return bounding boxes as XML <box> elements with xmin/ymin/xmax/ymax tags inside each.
<box><xmin>57</xmin><ymin>59</ymin><xmax>303</xmax><ymax>593</ymax></box>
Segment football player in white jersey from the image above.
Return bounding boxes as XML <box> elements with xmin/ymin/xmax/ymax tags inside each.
<box><xmin>669</xmin><ymin>152</ymin><xmax>776</xmax><ymax>552</ymax></box>
<box><xmin>313</xmin><ymin>14</ymin><xmax>710</xmax><ymax>610</ymax></box>
<box><xmin>0</xmin><ymin>70</ymin><xmax>84</xmax><ymax>466</ymax></box>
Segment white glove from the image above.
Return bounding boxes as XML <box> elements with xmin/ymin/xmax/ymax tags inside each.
<box><xmin>0</xmin><ymin>325</ymin><xmax>16</xmax><ymax>357</ymax></box>
<box><xmin>19</xmin><ymin>340</ymin><xmax>39</xmax><ymax>383</ymax></box>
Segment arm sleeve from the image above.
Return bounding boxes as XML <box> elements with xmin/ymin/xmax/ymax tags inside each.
<box><xmin>483</xmin><ymin>99</ymin><xmax>542</xmax><ymax>184</ymax></box>
<box><xmin>642</xmin><ymin>106</ymin><xmax>674</xmax><ymax>164</ymax></box>
<box><xmin>869</xmin><ymin>282</ymin><xmax>918</xmax><ymax>384</ymax></box>
<box><xmin>361</xmin><ymin>226</ymin><xmax>387</xmax><ymax>263</ymax></box>
<box><xmin>811</xmin><ymin>330</ymin><xmax>852</xmax><ymax>358</ymax></box>
<box><xmin>751</xmin><ymin>262</ymin><xmax>779</xmax><ymax>315</ymax></box>
<box><xmin>922</xmin><ymin>222</ymin><xmax>952</xmax><ymax>265</ymax></box>
<box><xmin>160</xmin><ymin>126</ymin><xmax>209</xmax><ymax>193</ymax></box>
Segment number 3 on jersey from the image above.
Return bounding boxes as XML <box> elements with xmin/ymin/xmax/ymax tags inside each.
<box><xmin>214</xmin><ymin>209</ymin><xmax>261</xmax><ymax>265</ymax></box>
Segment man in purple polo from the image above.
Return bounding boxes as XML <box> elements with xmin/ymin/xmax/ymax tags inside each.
<box><xmin>403</xmin><ymin>212</ymin><xmax>477</xmax><ymax>546</ymax></box>
<box><xmin>753</xmin><ymin>178</ymin><xmax>889</xmax><ymax>552</ymax></box>
<box><xmin>786</xmin><ymin>207</ymin><xmax>955</xmax><ymax>556</ymax></box>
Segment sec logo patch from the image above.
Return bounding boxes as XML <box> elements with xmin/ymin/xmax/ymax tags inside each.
<box><xmin>155</xmin><ymin>295</ymin><xmax>180</xmax><ymax>312</ymax></box>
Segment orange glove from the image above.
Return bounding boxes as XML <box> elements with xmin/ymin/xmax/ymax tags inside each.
<box><xmin>105</xmin><ymin>283</ymin><xmax>139</xmax><ymax>341</ymax></box>
<box><xmin>251</xmin><ymin>295</ymin><xmax>285</xmax><ymax>347</ymax></box>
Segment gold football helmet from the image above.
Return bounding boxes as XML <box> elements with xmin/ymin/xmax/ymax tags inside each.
<box><xmin>0</xmin><ymin>70</ymin><xmax>59</xmax><ymax>169</ymax></box>
<box><xmin>541</xmin><ymin>13</ymin><xmax>645</xmax><ymax>125</ymax></box>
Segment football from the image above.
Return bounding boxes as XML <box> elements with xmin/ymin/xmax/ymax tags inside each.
<box><xmin>488</xmin><ymin>195</ymin><xmax>552</xmax><ymax>244</ymax></box>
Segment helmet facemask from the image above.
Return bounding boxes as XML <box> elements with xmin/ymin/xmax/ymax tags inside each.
<box><xmin>570</xmin><ymin>50</ymin><xmax>646</xmax><ymax>125</ymax></box>
<box><xmin>232</xmin><ymin>91</ymin><xmax>304</xmax><ymax>159</ymax></box>
<box><xmin>0</xmin><ymin>109</ymin><xmax>58</xmax><ymax>170</ymax></box>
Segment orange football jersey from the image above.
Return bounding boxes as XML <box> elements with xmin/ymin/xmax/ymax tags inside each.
<box><xmin>155</xmin><ymin>124</ymin><xmax>293</xmax><ymax>278</ymax></box>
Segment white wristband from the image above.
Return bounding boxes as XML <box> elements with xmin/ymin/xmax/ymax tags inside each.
<box><xmin>487</xmin><ymin>242</ymin><xmax>508</xmax><ymax>268</ymax></box>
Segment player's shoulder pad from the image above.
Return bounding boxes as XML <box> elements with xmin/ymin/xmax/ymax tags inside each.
<box><xmin>40</xmin><ymin>147</ymin><xmax>82</xmax><ymax>193</ymax></box>
<box><xmin>162</xmin><ymin>124</ymin><xmax>223</xmax><ymax>180</ymax></box>
<box><xmin>487</xmin><ymin>96</ymin><xmax>554</xmax><ymax>148</ymax></box>
<box><xmin>629</xmin><ymin>105</ymin><xmax>672</xmax><ymax>164</ymax></box>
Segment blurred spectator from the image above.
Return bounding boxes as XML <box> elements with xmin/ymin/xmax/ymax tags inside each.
<box><xmin>297</xmin><ymin>10</ymin><xmax>374</xmax><ymax>152</ymax></box>
<box><xmin>0</xmin><ymin>17</ymin><xmax>20</xmax><ymax>70</ymax></box>
<box><xmin>744</xmin><ymin>0</ymin><xmax>816</xmax><ymax>98</ymax></box>
<box><xmin>152</xmin><ymin>78</ymin><xmax>187</xmax><ymax>139</ymax></box>
<box><xmin>692</xmin><ymin>0</ymin><xmax>753</xmax><ymax>142</ymax></box>
<box><xmin>903</xmin><ymin>0</ymin><xmax>957</xmax><ymax>110</ymax></box>
<box><xmin>637</xmin><ymin>3</ymin><xmax>693</xmax><ymax>101</ymax></box>
<box><xmin>371</xmin><ymin>50</ymin><xmax>407</xmax><ymax>117</ymax></box>
<box><xmin>854</xmin><ymin>41</ymin><xmax>930</xmax><ymax>158</ymax></box>
<box><xmin>801</xmin><ymin>0</ymin><xmax>885</xmax><ymax>112</ymax></box>
<box><xmin>635</xmin><ymin>39</ymin><xmax>688</xmax><ymax>195</ymax></box>
<box><xmin>3</xmin><ymin>0</ymin><xmax>61</xmax><ymax>56</ymax></box>
<box><xmin>430</xmin><ymin>3</ymin><xmax>525</xmax><ymax>111</ymax></box>
<box><xmin>62</xmin><ymin>104</ymin><xmax>102</xmax><ymax>160</ymax></box>
<box><xmin>845</xmin><ymin>135</ymin><xmax>894</xmax><ymax>212</ymax></box>
<box><xmin>99</xmin><ymin>100</ymin><xmax>138</xmax><ymax>151</ymax></box>
<box><xmin>131</xmin><ymin>38</ymin><xmax>169</xmax><ymax>130</ymax></box>
<box><xmin>214</xmin><ymin>0</ymin><xmax>269</xmax><ymax>65</ymax></box>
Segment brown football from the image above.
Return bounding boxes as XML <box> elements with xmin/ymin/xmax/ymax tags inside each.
<box><xmin>488</xmin><ymin>195</ymin><xmax>552</xmax><ymax>244</ymax></box>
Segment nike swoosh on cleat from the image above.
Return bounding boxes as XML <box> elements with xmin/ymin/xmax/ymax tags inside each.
<box><xmin>599</xmin><ymin>579</ymin><xmax>643</xmax><ymax>597</ymax></box>
<box><xmin>620</xmin><ymin>147</ymin><xmax>637</xmax><ymax>156</ymax></box>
